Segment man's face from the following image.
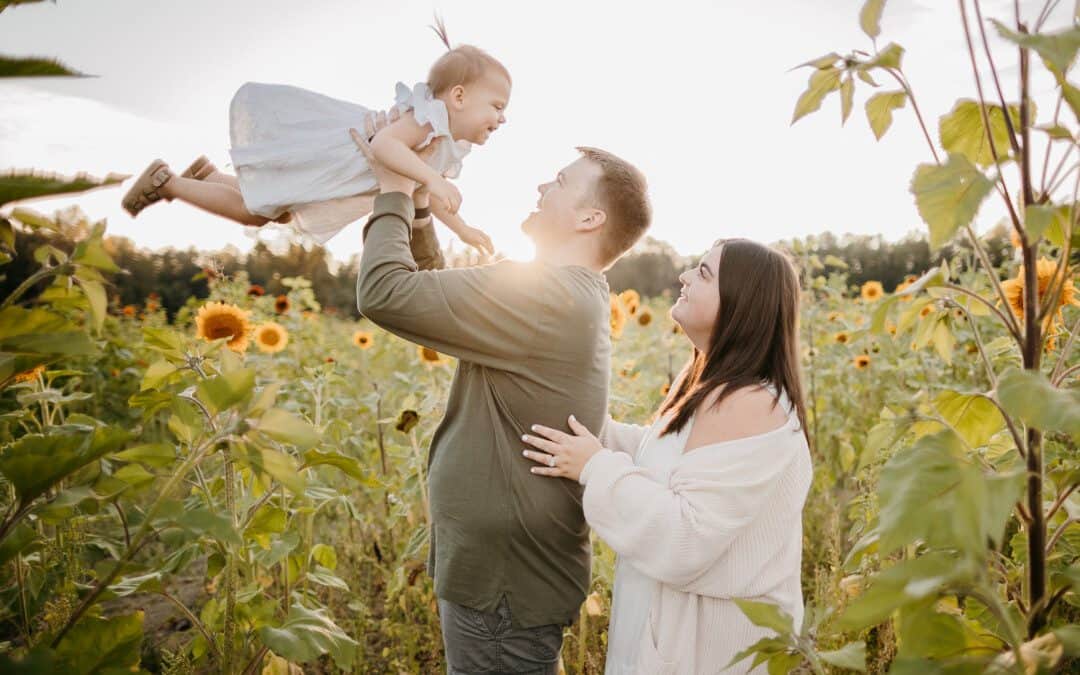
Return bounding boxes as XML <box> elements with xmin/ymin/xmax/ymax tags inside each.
<box><xmin>522</xmin><ymin>157</ymin><xmax>602</xmax><ymax>244</ymax></box>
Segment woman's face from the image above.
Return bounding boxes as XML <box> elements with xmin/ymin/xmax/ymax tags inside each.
<box><xmin>671</xmin><ymin>244</ymin><xmax>723</xmax><ymax>350</ymax></box>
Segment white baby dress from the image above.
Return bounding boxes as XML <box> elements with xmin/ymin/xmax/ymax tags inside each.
<box><xmin>228</xmin><ymin>81</ymin><xmax>471</xmax><ymax>244</ymax></box>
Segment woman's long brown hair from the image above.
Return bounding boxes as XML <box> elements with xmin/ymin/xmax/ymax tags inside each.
<box><xmin>660</xmin><ymin>239</ymin><xmax>808</xmax><ymax>441</ymax></box>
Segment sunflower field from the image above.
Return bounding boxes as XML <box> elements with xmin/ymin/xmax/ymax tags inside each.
<box><xmin>3</xmin><ymin>0</ymin><xmax>1080</xmax><ymax>673</ymax></box>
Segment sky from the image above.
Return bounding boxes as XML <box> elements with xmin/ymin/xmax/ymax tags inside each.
<box><xmin>0</xmin><ymin>0</ymin><xmax>1075</xmax><ymax>263</ymax></box>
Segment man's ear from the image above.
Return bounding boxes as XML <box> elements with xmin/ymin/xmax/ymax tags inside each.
<box><xmin>576</xmin><ymin>208</ymin><xmax>607</xmax><ymax>233</ymax></box>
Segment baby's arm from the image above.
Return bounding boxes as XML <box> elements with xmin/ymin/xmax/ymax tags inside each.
<box><xmin>431</xmin><ymin>199</ymin><xmax>494</xmax><ymax>255</ymax></box>
<box><xmin>370</xmin><ymin>112</ymin><xmax>460</xmax><ymax>212</ymax></box>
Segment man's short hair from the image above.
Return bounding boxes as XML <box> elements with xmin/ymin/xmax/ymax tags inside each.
<box><xmin>576</xmin><ymin>147</ymin><xmax>652</xmax><ymax>267</ymax></box>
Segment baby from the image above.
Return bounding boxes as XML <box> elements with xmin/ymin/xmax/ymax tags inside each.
<box><xmin>122</xmin><ymin>23</ymin><xmax>507</xmax><ymax>254</ymax></box>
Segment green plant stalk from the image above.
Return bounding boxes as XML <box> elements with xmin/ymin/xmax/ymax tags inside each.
<box><xmin>50</xmin><ymin>434</ymin><xmax>221</xmax><ymax>647</ymax></box>
<box><xmin>223</xmin><ymin>449</ymin><xmax>237</xmax><ymax>675</ymax></box>
<box><xmin>577</xmin><ymin>610</ymin><xmax>588</xmax><ymax>673</ymax></box>
<box><xmin>0</xmin><ymin>262</ymin><xmax>73</xmax><ymax>310</ymax></box>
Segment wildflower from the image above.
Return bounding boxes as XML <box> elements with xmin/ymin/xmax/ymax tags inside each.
<box><xmin>418</xmin><ymin>345</ymin><xmax>450</xmax><ymax>365</ymax></box>
<box><xmin>660</xmin><ymin>383</ymin><xmax>671</xmax><ymax>396</ymax></box>
<box><xmin>610</xmin><ymin>294</ymin><xmax>627</xmax><ymax>338</ymax></box>
<box><xmin>122</xmin><ymin>305</ymin><xmax>136</xmax><ymax>317</ymax></box>
<box><xmin>853</xmin><ymin>355</ymin><xmax>871</xmax><ymax>369</ymax></box>
<box><xmin>195</xmin><ymin>301</ymin><xmax>251</xmax><ymax>353</ymax></box>
<box><xmin>248</xmin><ymin>284</ymin><xmax>266</xmax><ymax>297</ymax></box>
<box><xmin>637</xmin><ymin>309</ymin><xmax>653</xmax><ymax>327</ymax></box>
<box><xmin>274</xmin><ymin>294</ymin><xmax>290</xmax><ymax>314</ymax></box>
<box><xmin>395</xmin><ymin>409</ymin><xmax>420</xmax><ymax>433</ymax></box>
<box><xmin>860</xmin><ymin>281</ymin><xmax>884</xmax><ymax>302</ymax></box>
<box><xmin>352</xmin><ymin>330</ymin><xmax>374</xmax><ymax>349</ymax></box>
<box><xmin>253</xmin><ymin>322</ymin><xmax>288</xmax><ymax>354</ymax></box>
<box><xmin>834</xmin><ymin>331</ymin><xmax>850</xmax><ymax>344</ymax></box>
<box><xmin>13</xmin><ymin>364</ymin><xmax>45</xmax><ymax>383</ymax></box>
<box><xmin>619</xmin><ymin>289</ymin><xmax>640</xmax><ymax>316</ymax></box>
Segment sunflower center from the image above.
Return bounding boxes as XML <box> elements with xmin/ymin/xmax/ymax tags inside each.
<box><xmin>261</xmin><ymin>331</ymin><xmax>281</xmax><ymax>346</ymax></box>
<box><xmin>207</xmin><ymin>319</ymin><xmax>240</xmax><ymax>339</ymax></box>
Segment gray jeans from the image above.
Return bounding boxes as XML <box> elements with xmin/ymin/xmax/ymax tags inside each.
<box><xmin>438</xmin><ymin>596</ymin><xmax>563</xmax><ymax>674</ymax></box>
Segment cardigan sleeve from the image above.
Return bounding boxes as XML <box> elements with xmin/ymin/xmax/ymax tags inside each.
<box><xmin>598</xmin><ymin>417</ymin><xmax>649</xmax><ymax>457</ymax></box>
<box><xmin>578</xmin><ymin>434</ymin><xmax>800</xmax><ymax>591</ymax></box>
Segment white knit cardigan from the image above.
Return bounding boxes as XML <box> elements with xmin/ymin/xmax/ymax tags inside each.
<box><xmin>586</xmin><ymin>404</ymin><xmax>812</xmax><ymax>674</ymax></box>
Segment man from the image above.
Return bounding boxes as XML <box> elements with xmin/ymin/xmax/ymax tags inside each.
<box><xmin>352</xmin><ymin>122</ymin><xmax>651</xmax><ymax>673</ymax></box>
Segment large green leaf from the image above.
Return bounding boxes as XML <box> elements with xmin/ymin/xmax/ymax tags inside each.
<box><xmin>73</xmin><ymin>278</ymin><xmax>106</xmax><ymax>333</ymax></box>
<box><xmin>865</xmin><ymin>90</ymin><xmax>906</xmax><ymax>140</ymax></box>
<box><xmin>819</xmin><ymin>641</ymin><xmax>867</xmax><ymax>672</ymax></box>
<box><xmin>53</xmin><ymin>613</ymin><xmax>143</xmax><ymax>674</ymax></box>
<box><xmin>992</xmin><ymin>20</ymin><xmax>1080</xmax><ymax>76</ymax></box>
<box><xmin>237</xmin><ymin>443</ymin><xmax>307</xmax><ymax>495</ymax></box>
<box><xmin>998</xmin><ymin>368</ymin><xmax>1080</xmax><ymax>440</ymax></box>
<box><xmin>258</xmin><ymin>604</ymin><xmax>357</xmax><ymax>669</ymax></box>
<box><xmin>174</xmin><ymin>507</ymin><xmax>242</xmax><ymax>546</ymax></box>
<box><xmin>733</xmin><ymin>599</ymin><xmax>794</xmax><ymax>635</ymax></box>
<box><xmin>196</xmin><ymin>368</ymin><xmax>255</xmax><ymax>415</ymax></box>
<box><xmin>301</xmin><ymin>449</ymin><xmax>364</xmax><ymax>480</ymax></box>
<box><xmin>933</xmin><ymin>390</ymin><xmax>1005</xmax><ymax>448</ymax></box>
<box><xmin>938</xmin><ymin>99</ymin><xmax>1023</xmax><ymax>168</ymax></box>
<box><xmin>0</xmin><ymin>521</ymin><xmax>36</xmax><ymax>566</ymax></box>
<box><xmin>0</xmin><ymin>170</ymin><xmax>126</xmax><ymax>207</ymax></box>
<box><xmin>0</xmin><ymin>425</ymin><xmax>131</xmax><ymax>505</ymax></box>
<box><xmin>0</xmin><ymin>56</ymin><xmax>85</xmax><ymax>78</ymax></box>
<box><xmin>792</xmin><ymin>67</ymin><xmax>843</xmax><ymax>124</ymax></box>
<box><xmin>910</xmin><ymin>154</ymin><xmax>995</xmax><ymax>249</ymax></box>
<box><xmin>254</xmin><ymin>408</ymin><xmax>320</xmax><ymax>450</ymax></box>
<box><xmin>838</xmin><ymin>551</ymin><xmax>965</xmax><ymax>630</ymax></box>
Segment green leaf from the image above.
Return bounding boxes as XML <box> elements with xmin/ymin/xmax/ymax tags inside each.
<box><xmin>820</xmin><ymin>641</ymin><xmax>867</xmax><ymax>671</ymax></box>
<box><xmin>311</xmin><ymin>543</ymin><xmax>338</xmax><ymax>571</ymax></box>
<box><xmin>733</xmin><ymin>599</ymin><xmax>794</xmax><ymax>636</ymax></box>
<box><xmin>258</xmin><ymin>604</ymin><xmax>357</xmax><ymax>669</ymax></box>
<box><xmin>992</xmin><ymin>20</ymin><xmax>1080</xmax><ymax>76</ymax></box>
<box><xmin>238</xmin><ymin>444</ymin><xmax>307</xmax><ymax>495</ymax></box>
<box><xmin>196</xmin><ymin>368</ymin><xmax>255</xmax><ymax>414</ymax></box>
<box><xmin>53</xmin><ymin>613</ymin><xmax>143</xmax><ymax>675</ymax></box>
<box><xmin>254</xmin><ymin>408</ymin><xmax>320</xmax><ymax>450</ymax></box>
<box><xmin>1035</xmin><ymin>123</ymin><xmax>1074</xmax><ymax>140</ymax></box>
<box><xmin>998</xmin><ymin>368</ymin><xmax>1080</xmax><ymax>440</ymax></box>
<box><xmin>933</xmin><ymin>391</ymin><xmax>1005</xmax><ymax>448</ymax></box>
<box><xmin>838</xmin><ymin>551</ymin><xmax>964</xmax><ymax>630</ymax></box>
<box><xmin>795</xmin><ymin>52</ymin><xmax>841</xmax><ymax>70</ymax></box>
<box><xmin>108</xmin><ymin>572</ymin><xmax>163</xmax><ymax>597</ymax></box>
<box><xmin>0</xmin><ymin>521</ymin><xmax>36</xmax><ymax>565</ymax></box>
<box><xmin>859</xmin><ymin>0</ymin><xmax>886</xmax><ymax>40</ymax></box>
<box><xmin>73</xmin><ymin>277</ymin><xmax>106</xmax><ymax>333</ymax></box>
<box><xmin>865</xmin><ymin>90</ymin><xmax>907</xmax><ymax>140</ymax></box>
<box><xmin>245</xmin><ymin>505</ymin><xmax>288</xmax><ymax>540</ymax></box>
<box><xmin>0</xmin><ymin>169</ymin><xmax>126</xmax><ymax>207</ymax></box>
<box><xmin>840</xmin><ymin>75</ymin><xmax>854</xmax><ymax>124</ymax></box>
<box><xmin>174</xmin><ymin>507</ymin><xmax>242</xmax><ymax>546</ymax></box>
<box><xmin>864</xmin><ymin>42</ymin><xmax>904</xmax><ymax>70</ymax></box>
<box><xmin>938</xmin><ymin>99</ymin><xmax>1023</xmax><ymax>168</ymax></box>
<box><xmin>0</xmin><ymin>425</ymin><xmax>130</xmax><ymax>505</ymax></box>
<box><xmin>301</xmin><ymin>449</ymin><xmax>364</xmax><ymax>480</ymax></box>
<box><xmin>71</xmin><ymin>236</ymin><xmax>120</xmax><ymax>273</ymax></box>
<box><xmin>910</xmin><ymin>154</ymin><xmax>995</xmax><ymax>249</ymax></box>
<box><xmin>1025</xmin><ymin>203</ymin><xmax>1059</xmax><ymax>241</ymax></box>
<box><xmin>0</xmin><ymin>55</ymin><xmax>87</xmax><ymax>78</ymax></box>
<box><xmin>140</xmin><ymin>360</ymin><xmax>178</xmax><ymax>391</ymax></box>
<box><xmin>1056</xmin><ymin>625</ymin><xmax>1080</xmax><ymax>654</ymax></box>
<box><xmin>792</xmin><ymin>67</ymin><xmax>843</xmax><ymax>124</ymax></box>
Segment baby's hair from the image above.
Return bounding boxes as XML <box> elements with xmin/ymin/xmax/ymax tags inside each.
<box><xmin>427</xmin><ymin>14</ymin><xmax>511</xmax><ymax>96</ymax></box>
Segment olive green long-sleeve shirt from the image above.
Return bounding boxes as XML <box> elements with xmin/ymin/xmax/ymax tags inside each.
<box><xmin>356</xmin><ymin>193</ymin><xmax>611</xmax><ymax>628</ymax></box>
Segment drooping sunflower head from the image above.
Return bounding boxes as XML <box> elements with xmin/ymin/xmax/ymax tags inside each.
<box><xmin>619</xmin><ymin>289</ymin><xmax>640</xmax><ymax>316</ymax></box>
<box><xmin>860</xmin><ymin>281</ymin><xmax>884</xmax><ymax>302</ymax></box>
<box><xmin>352</xmin><ymin>330</ymin><xmax>374</xmax><ymax>350</ymax></box>
<box><xmin>418</xmin><ymin>345</ymin><xmax>450</xmax><ymax>366</ymax></box>
<box><xmin>274</xmin><ymin>294</ymin><xmax>290</xmax><ymax>314</ymax></box>
<box><xmin>637</xmin><ymin>309</ymin><xmax>653</xmax><ymax>326</ymax></box>
<box><xmin>610</xmin><ymin>294</ymin><xmax>627</xmax><ymax>338</ymax></box>
<box><xmin>254</xmin><ymin>321</ymin><xmax>288</xmax><ymax>354</ymax></box>
<box><xmin>853</xmin><ymin>354</ymin><xmax>871</xmax><ymax>369</ymax></box>
<box><xmin>195</xmin><ymin>301</ymin><xmax>251</xmax><ymax>353</ymax></box>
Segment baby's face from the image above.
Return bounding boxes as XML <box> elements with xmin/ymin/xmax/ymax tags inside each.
<box><xmin>449</xmin><ymin>73</ymin><xmax>511</xmax><ymax>145</ymax></box>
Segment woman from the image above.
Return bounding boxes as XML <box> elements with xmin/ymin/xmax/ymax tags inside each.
<box><xmin>522</xmin><ymin>239</ymin><xmax>812</xmax><ymax>674</ymax></box>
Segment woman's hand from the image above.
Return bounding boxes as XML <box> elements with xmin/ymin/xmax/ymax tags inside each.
<box><xmin>428</xmin><ymin>176</ymin><xmax>462</xmax><ymax>214</ymax></box>
<box><xmin>522</xmin><ymin>415</ymin><xmax>603</xmax><ymax>482</ymax></box>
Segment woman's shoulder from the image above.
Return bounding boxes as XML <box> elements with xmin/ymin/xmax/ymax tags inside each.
<box><xmin>684</xmin><ymin>385</ymin><xmax>790</xmax><ymax>452</ymax></box>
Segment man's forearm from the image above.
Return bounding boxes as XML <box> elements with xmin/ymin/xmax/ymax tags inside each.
<box><xmin>410</xmin><ymin>190</ymin><xmax>445</xmax><ymax>271</ymax></box>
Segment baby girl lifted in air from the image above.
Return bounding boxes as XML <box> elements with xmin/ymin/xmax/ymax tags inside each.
<box><xmin>121</xmin><ymin>22</ymin><xmax>507</xmax><ymax>254</ymax></box>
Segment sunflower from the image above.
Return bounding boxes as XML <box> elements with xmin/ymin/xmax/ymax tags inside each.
<box><xmin>660</xmin><ymin>382</ymin><xmax>671</xmax><ymax>396</ymax></box>
<box><xmin>895</xmin><ymin>275</ymin><xmax>918</xmax><ymax>302</ymax></box>
<box><xmin>860</xmin><ymin>281</ymin><xmax>884</xmax><ymax>302</ymax></box>
<box><xmin>418</xmin><ymin>345</ymin><xmax>450</xmax><ymax>365</ymax></box>
<box><xmin>195</xmin><ymin>301</ymin><xmax>251</xmax><ymax>353</ymax></box>
<box><xmin>248</xmin><ymin>284</ymin><xmax>266</xmax><ymax>297</ymax></box>
<box><xmin>637</xmin><ymin>309</ymin><xmax>653</xmax><ymax>327</ymax></box>
<box><xmin>919</xmin><ymin>305</ymin><xmax>935</xmax><ymax>318</ymax></box>
<box><xmin>1001</xmin><ymin>258</ymin><xmax>1079</xmax><ymax>323</ymax></box>
<box><xmin>13</xmin><ymin>364</ymin><xmax>45</xmax><ymax>383</ymax></box>
<box><xmin>352</xmin><ymin>330</ymin><xmax>374</xmax><ymax>349</ymax></box>
<box><xmin>886</xmin><ymin>321</ymin><xmax>898</xmax><ymax>337</ymax></box>
<box><xmin>610</xmin><ymin>294</ymin><xmax>627</xmax><ymax>338</ymax></box>
<box><xmin>274</xmin><ymin>294</ymin><xmax>290</xmax><ymax>314</ymax></box>
<box><xmin>834</xmin><ymin>331</ymin><xmax>850</xmax><ymax>344</ymax></box>
<box><xmin>853</xmin><ymin>355</ymin><xmax>871</xmax><ymax>369</ymax></box>
<box><xmin>619</xmin><ymin>289</ymin><xmax>640</xmax><ymax>316</ymax></box>
<box><xmin>122</xmin><ymin>305</ymin><xmax>136</xmax><ymax>317</ymax></box>
<box><xmin>254</xmin><ymin>322</ymin><xmax>289</xmax><ymax>354</ymax></box>
<box><xmin>395</xmin><ymin>409</ymin><xmax>420</xmax><ymax>433</ymax></box>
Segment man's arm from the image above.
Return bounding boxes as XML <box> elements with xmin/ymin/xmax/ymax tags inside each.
<box><xmin>357</xmin><ymin>193</ymin><xmax>543</xmax><ymax>372</ymax></box>
<box><xmin>409</xmin><ymin>189</ymin><xmax>445</xmax><ymax>271</ymax></box>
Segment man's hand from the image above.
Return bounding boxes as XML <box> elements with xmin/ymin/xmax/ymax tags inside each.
<box><xmin>349</xmin><ymin>126</ymin><xmax>416</xmax><ymax>196</ymax></box>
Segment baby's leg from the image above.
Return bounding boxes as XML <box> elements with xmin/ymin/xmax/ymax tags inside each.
<box><xmin>204</xmin><ymin>171</ymin><xmax>240</xmax><ymax>189</ymax></box>
<box><xmin>159</xmin><ymin>176</ymin><xmax>269</xmax><ymax>227</ymax></box>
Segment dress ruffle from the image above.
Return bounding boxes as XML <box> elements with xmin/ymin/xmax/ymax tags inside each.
<box><xmin>393</xmin><ymin>81</ymin><xmax>472</xmax><ymax>179</ymax></box>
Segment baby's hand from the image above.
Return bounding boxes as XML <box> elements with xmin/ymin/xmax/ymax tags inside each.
<box><xmin>455</xmin><ymin>224</ymin><xmax>495</xmax><ymax>256</ymax></box>
<box><xmin>429</xmin><ymin>177</ymin><xmax>462</xmax><ymax>214</ymax></box>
